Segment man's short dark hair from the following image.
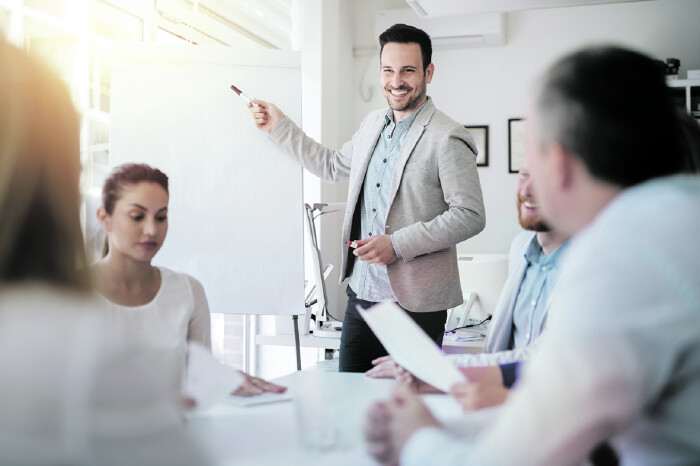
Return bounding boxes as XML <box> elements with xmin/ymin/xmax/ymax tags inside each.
<box><xmin>534</xmin><ymin>45</ymin><xmax>685</xmax><ymax>188</ymax></box>
<box><xmin>379</xmin><ymin>23</ymin><xmax>432</xmax><ymax>71</ymax></box>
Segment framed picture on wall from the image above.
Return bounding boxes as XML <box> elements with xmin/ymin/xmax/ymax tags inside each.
<box><xmin>465</xmin><ymin>125</ymin><xmax>489</xmax><ymax>167</ymax></box>
<box><xmin>508</xmin><ymin>118</ymin><xmax>526</xmax><ymax>173</ymax></box>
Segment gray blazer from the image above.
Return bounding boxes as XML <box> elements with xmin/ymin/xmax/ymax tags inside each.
<box><xmin>269</xmin><ymin>98</ymin><xmax>485</xmax><ymax>312</ymax></box>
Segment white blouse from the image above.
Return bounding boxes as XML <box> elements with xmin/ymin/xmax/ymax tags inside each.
<box><xmin>100</xmin><ymin>267</ymin><xmax>212</xmax><ymax>389</ymax></box>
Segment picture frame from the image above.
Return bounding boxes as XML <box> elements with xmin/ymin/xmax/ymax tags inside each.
<box><xmin>508</xmin><ymin>118</ymin><xmax>526</xmax><ymax>173</ymax></box>
<box><xmin>464</xmin><ymin>125</ymin><xmax>489</xmax><ymax>167</ymax></box>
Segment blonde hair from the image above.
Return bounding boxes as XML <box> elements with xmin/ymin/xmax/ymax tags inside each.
<box><xmin>0</xmin><ymin>40</ymin><xmax>90</xmax><ymax>290</ymax></box>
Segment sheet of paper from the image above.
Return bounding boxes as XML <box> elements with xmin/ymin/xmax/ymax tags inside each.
<box><xmin>223</xmin><ymin>392</ymin><xmax>292</xmax><ymax>408</ymax></box>
<box><xmin>183</xmin><ymin>342</ymin><xmax>244</xmax><ymax>412</ymax></box>
<box><xmin>359</xmin><ymin>302</ymin><xmax>466</xmax><ymax>393</ymax></box>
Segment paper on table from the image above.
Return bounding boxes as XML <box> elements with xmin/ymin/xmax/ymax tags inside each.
<box><xmin>183</xmin><ymin>342</ymin><xmax>244</xmax><ymax>412</ymax></box>
<box><xmin>223</xmin><ymin>391</ymin><xmax>292</xmax><ymax>408</ymax></box>
<box><xmin>358</xmin><ymin>302</ymin><xmax>466</xmax><ymax>393</ymax></box>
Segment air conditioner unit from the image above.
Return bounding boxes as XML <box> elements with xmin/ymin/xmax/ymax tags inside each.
<box><xmin>406</xmin><ymin>0</ymin><xmax>649</xmax><ymax>18</ymax></box>
<box><xmin>376</xmin><ymin>8</ymin><xmax>505</xmax><ymax>49</ymax></box>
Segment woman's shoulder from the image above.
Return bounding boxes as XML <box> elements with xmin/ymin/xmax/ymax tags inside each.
<box><xmin>157</xmin><ymin>266</ymin><xmax>202</xmax><ymax>289</ymax></box>
<box><xmin>156</xmin><ymin>267</ymin><xmax>207</xmax><ymax>305</ymax></box>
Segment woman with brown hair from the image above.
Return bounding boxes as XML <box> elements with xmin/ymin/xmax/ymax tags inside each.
<box><xmin>93</xmin><ymin>162</ymin><xmax>285</xmax><ymax>398</ymax></box>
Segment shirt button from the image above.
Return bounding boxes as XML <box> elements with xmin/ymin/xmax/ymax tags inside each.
<box><xmin>376</xmin><ymin>183</ymin><xmax>380</xmax><ymax>187</ymax></box>
<box><xmin>369</xmin><ymin>232</ymin><xmax>372</xmax><ymax>236</ymax></box>
<box><xmin>383</xmin><ymin>159</ymin><xmax>387</xmax><ymax>163</ymax></box>
<box><xmin>372</xmin><ymin>208</ymin><xmax>376</xmax><ymax>212</ymax></box>
<box><xmin>531</xmin><ymin>300</ymin><xmax>536</xmax><ymax>307</ymax></box>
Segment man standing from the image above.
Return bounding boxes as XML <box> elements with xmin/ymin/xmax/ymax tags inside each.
<box><xmin>248</xmin><ymin>24</ymin><xmax>485</xmax><ymax>372</ymax></box>
<box><xmin>364</xmin><ymin>46</ymin><xmax>700</xmax><ymax>464</ymax></box>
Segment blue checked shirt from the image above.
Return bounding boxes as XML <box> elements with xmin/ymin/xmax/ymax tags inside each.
<box><xmin>348</xmin><ymin>100</ymin><xmax>428</xmax><ymax>302</ymax></box>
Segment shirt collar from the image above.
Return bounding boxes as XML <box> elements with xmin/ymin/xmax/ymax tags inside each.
<box><xmin>384</xmin><ymin>96</ymin><xmax>430</xmax><ymax>130</ymax></box>
<box><xmin>524</xmin><ymin>235</ymin><xmax>569</xmax><ymax>268</ymax></box>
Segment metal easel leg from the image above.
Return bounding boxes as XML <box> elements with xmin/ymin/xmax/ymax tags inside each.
<box><xmin>292</xmin><ymin>315</ymin><xmax>302</xmax><ymax>371</ymax></box>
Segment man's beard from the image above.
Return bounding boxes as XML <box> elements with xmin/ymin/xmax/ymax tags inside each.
<box><xmin>517</xmin><ymin>197</ymin><xmax>551</xmax><ymax>232</ymax></box>
<box><xmin>384</xmin><ymin>78</ymin><xmax>427</xmax><ymax>113</ymax></box>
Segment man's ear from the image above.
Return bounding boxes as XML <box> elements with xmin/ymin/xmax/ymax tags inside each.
<box><xmin>548</xmin><ymin>143</ymin><xmax>576</xmax><ymax>191</ymax></box>
<box><xmin>96</xmin><ymin>207</ymin><xmax>110</xmax><ymax>232</ymax></box>
<box><xmin>425</xmin><ymin>62</ymin><xmax>434</xmax><ymax>84</ymax></box>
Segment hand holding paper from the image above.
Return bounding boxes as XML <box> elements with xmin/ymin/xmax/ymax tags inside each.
<box><xmin>358</xmin><ymin>302</ymin><xmax>467</xmax><ymax>393</ymax></box>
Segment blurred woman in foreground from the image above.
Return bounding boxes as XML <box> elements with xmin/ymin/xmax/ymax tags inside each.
<box><xmin>0</xmin><ymin>39</ymin><xmax>205</xmax><ymax>465</ymax></box>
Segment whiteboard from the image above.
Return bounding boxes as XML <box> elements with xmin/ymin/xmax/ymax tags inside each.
<box><xmin>110</xmin><ymin>42</ymin><xmax>303</xmax><ymax>315</ymax></box>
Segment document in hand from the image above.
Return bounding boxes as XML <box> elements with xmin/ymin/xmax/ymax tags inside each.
<box><xmin>183</xmin><ymin>342</ymin><xmax>244</xmax><ymax>412</ymax></box>
<box><xmin>358</xmin><ymin>302</ymin><xmax>466</xmax><ymax>393</ymax></box>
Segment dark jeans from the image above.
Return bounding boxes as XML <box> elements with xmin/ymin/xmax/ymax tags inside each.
<box><xmin>338</xmin><ymin>286</ymin><xmax>447</xmax><ymax>373</ymax></box>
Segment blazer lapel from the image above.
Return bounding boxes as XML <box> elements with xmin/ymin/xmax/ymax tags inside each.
<box><xmin>484</xmin><ymin>257</ymin><xmax>528</xmax><ymax>352</ymax></box>
<box><xmin>346</xmin><ymin>113</ymin><xmax>386</xmax><ymax>211</ymax></box>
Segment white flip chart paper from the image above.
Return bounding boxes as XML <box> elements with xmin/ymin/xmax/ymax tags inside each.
<box><xmin>110</xmin><ymin>42</ymin><xmax>303</xmax><ymax>315</ymax></box>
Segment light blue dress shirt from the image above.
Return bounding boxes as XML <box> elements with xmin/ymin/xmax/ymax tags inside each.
<box><xmin>348</xmin><ymin>100</ymin><xmax>428</xmax><ymax>302</ymax></box>
<box><xmin>510</xmin><ymin>235</ymin><xmax>568</xmax><ymax>349</ymax></box>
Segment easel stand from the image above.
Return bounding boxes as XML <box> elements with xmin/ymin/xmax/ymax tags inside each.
<box><xmin>292</xmin><ymin>314</ymin><xmax>302</xmax><ymax>371</ymax></box>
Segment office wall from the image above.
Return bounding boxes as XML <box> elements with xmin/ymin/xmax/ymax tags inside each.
<box><xmin>352</xmin><ymin>0</ymin><xmax>700</xmax><ymax>255</ymax></box>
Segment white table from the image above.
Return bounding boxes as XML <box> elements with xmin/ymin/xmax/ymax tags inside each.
<box><xmin>187</xmin><ymin>371</ymin><xmax>464</xmax><ymax>466</ymax></box>
<box><xmin>255</xmin><ymin>334</ymin><xmax>340</xmax><ymax>350</ymax></box>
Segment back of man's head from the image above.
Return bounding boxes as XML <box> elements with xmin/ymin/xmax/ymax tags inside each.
<box><xmin>379</xmin><ymin>23</ymin><xmax>432</xmax><ymax>72</ymax></box>
<box><xmin>533</xmin><ymin>45</ymin><xmax>684</xmax><ymax>188</ymax></box>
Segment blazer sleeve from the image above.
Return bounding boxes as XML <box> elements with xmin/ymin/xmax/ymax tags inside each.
<box><xmin>447</xmin><ymin>342</ymin><xmax>538</xmax><ymax>367</ymax></box>
<box><xmin>268</xmin><ymin>115</ymin><xmax>361</xmax><ymax>183</ymax></box>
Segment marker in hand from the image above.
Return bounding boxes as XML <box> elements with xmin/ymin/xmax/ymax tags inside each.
<box><xmin>348</xmin><ymin>240</ymin><xmax>361</xmax><ymax>249</ymax></box>
<box><xmin>230</xmin><ymin>84</ymin><xmax>260</xmax><ymax>107</ymax></box>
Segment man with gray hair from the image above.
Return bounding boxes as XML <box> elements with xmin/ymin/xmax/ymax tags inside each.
<box><xmin>364</xmin><ymin>45</ymin><xmax>700</xmax><ymax>465</ymax></box>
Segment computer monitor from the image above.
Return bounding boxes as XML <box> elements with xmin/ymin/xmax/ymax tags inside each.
<box><xmin>446</xmin><ymin>254</ymin><xmax>509</xmax><ymax>331</ymax></box>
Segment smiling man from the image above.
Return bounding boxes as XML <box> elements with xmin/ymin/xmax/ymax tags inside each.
<box><xmin>246</xmin><ymin>24</ymin><xmax>485</xmax><ymax>372</ymax></box>
<box><xmin>453</xmin><ymin>157</ymin><xmax>568</xmax><ymax>369</ymax></box>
